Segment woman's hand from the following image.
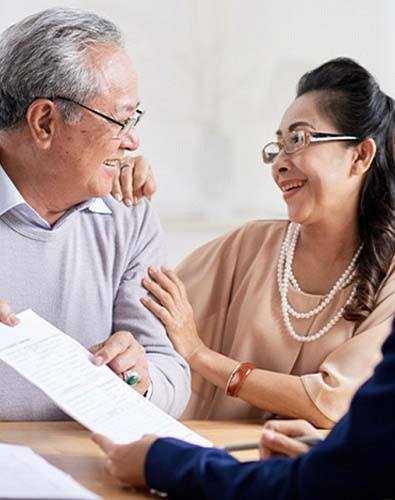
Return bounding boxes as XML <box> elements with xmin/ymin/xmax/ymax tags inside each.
<box><xmin>92</xmin><ymin>433</ymin><xmax>158</xmax><ymax>488</ymax></box>
<box><xmin>111</xmin><ymin>156</ymin><xmax>156</xmax><ymax>206</ymax></box>
<box><xmin>260</xmin><ymin>419</ymin><xmax>321</xmax><ymax>459</ymax></box>
<box><xmin>140</xmin><ymin>267</ymin><xmax>205</xmax><ymax>363</ymax></box>
<box><xmin>90</xmin><ymin>331</ymin><xmax>151</xmax><ymax>396</ymax></box>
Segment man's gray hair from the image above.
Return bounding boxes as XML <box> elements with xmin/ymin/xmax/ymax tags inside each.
<box><xmin>0</xmin><ymin>7</ymin><xmax>124</xmax><ymax>129</ymax></box>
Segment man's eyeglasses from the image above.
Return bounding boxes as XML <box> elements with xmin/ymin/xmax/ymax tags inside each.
<box><xmin>262</xmin><ymin>130</ymin><xmax>361</xmax><ymax>165</ymax></box>
<box><xmin>51</xmin><ymin>96</ymin><xmax>145</xmax><ymax>139</ymax></box>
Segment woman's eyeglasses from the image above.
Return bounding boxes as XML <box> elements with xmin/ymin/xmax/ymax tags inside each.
<box><xmin>262</xmin><ymin>130</ymin><xmax>361</xmax><ymax>165</ymax></box>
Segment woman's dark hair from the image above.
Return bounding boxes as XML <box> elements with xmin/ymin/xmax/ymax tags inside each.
<box><xmin>297</xmin><ymin>57</ymin><xmax>395</xmax><ymax>322</ymax></box>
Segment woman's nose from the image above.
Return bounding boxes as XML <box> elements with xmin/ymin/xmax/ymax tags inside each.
<box><xmin>272</xmin><ymin>153</ymin><xmax>291</xmax><ymax>174</ymax></box>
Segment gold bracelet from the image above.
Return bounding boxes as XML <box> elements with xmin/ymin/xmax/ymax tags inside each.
<box><xmin>224</xmin><ymin>362</ymin><xmax>242</xmax><ymax>395</ymax></box>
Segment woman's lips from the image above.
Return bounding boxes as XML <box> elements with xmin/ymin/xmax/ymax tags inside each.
<box><xmin>282</xmin><ymin>183</ymin><xmax>306</xmax><ymax>200</ymax></box>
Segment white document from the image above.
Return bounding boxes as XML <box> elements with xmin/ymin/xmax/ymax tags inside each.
<box><xmin>0</xmin><ymin>310</ymin><xmax>211</xmax><ymax>446</ymax></box>
<box><xmin>0</xmin><ymin>442</ymin><xmax>100</xmax><ymax>499</ymax></box>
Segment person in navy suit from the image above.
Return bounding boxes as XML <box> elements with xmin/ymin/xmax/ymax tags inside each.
<box><xmin>92</xmin><ymin>317</ymin><xmax>395</xmax><ymax>499</ymax></box>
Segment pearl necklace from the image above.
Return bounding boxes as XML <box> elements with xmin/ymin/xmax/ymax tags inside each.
<box><xmin>277</xmin><ymin>223</ymin><xmax>362</xmax><ymax>343</ymax></box>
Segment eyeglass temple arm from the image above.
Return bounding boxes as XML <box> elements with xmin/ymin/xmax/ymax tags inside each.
<box><xmin>52</xmin><ymin>96</ymin><xmax>125</xmax><ymax>127</ymax></box>
<box><xmin>309</xmin><ymin>135</ymin><xmax>360</xmax><ymax>143</ymax></box>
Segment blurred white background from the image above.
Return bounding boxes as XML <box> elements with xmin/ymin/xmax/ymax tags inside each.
<box><xmin>1</xmin><ymin>1</ymin><xmax>394</xmax><ymax>264</ymax></box>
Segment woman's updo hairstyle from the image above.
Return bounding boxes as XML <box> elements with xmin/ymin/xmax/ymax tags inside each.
<box><xmin>297</xmin><ymin>57</ymin><xmax>395</xmax><ymax>321</ymax></box>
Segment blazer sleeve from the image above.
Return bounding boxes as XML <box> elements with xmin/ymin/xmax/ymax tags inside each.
<box><xmin>145</xmin><ymin>325</ymin><xmax>395</xmax><ymax>500</ymax></box>
<box><xmin>301</xmin><ymin>266</ymin><xmax>395</xmax><ymax>422</ymax></box>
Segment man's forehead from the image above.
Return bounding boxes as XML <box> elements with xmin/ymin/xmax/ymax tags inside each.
<box><xmin>96</xmin><ymin>76</ymin><xmax>139</xmax><ymax>114</ymax></box>
<box><xmin>89</xmin><ymin>46</ymin><xmax>139</xmax><ymax>104</ymax></box>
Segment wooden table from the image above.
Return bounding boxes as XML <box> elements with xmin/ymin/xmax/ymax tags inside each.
<box><xmin>0</xmin><ymin>420</ymin><xmax>263</xmax><ymax>499</ymax></box>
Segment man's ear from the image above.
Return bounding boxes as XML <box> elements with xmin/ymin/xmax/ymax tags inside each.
<box><xmin>25</xmin><ymin>99</ymin><xmax>58</xmax><ymax>150</ymax></box>
<box><xmin>351</xmin><ymin>138</ymin><xmax>376</xmax><ymax>176</ymax></box>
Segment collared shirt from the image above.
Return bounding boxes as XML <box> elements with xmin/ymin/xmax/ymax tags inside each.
<box><xmin>0</xmin><ymin>165</ymin><xmax>112</xmax><ymax>228</ymax></box>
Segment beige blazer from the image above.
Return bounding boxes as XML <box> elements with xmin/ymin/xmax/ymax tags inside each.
<box><xmin>178</xmin><ymin>220</ymin><xmax>395</xmax><ymax>422</ymax></box>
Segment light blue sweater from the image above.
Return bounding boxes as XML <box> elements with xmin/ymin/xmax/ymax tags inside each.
<box><xmin>0</xmin><ymin>193</ymin><xmax>191</xmax><ymax>419</ymax></box>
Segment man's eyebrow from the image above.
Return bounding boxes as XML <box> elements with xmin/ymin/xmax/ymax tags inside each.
<box><xmin>114</xmin><ymin>101</ymin><xmax>140</xmax><ymax>115</ymax></box>
<box><xmin>276</xmin><ymin>121</ymin><xmax>316</xmax><ymax>136</ymax></box>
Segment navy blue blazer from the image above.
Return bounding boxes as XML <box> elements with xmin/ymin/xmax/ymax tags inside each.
<box><xmin>145</xmin><ymin>322</ymin><xmax>395</xmax><ymax>499</ymax></box>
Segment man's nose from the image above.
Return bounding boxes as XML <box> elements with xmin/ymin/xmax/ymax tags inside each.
<box><xmin>119</xmin><ymin>128</ymin><xmax>140</xmax><ymax>151</ymax></box>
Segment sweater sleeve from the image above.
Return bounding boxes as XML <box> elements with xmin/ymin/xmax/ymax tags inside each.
<box><xmin>112</xmin><ymin>199</ymin><xmax>191</xmax><ymax>418</ymax></box>
<box><xmin>145</xmin><ymin>326</ymin><xmax>395</xmax><ymax>500</ymax></box>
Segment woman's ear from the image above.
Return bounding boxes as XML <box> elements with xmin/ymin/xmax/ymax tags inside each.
<box><xmin>351</xmin><ymin>138</ymin><xmax>376</xmax><ymax>176</ymax></box>
<box><xmin>25</xmin><ymin>99</ymin><xmax>57</xmax><ymax>150</ymax></box>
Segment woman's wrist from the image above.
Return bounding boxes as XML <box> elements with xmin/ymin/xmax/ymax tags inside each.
<box><xmin>186</xmin><ymin>341</ymin><xmax>210</xmax><ymax>368</ymax></box>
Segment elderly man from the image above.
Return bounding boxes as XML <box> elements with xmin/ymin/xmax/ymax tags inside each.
<box><xmin>0</xmin><ymin>8</ymin><xmax>190</xmax><ymax>419</ymax></box>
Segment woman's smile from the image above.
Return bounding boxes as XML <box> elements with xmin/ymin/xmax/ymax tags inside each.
<box><xmin>279</xmin><ymin>179</ymin><xmax>307</xmax><ymax>200</ymax></box>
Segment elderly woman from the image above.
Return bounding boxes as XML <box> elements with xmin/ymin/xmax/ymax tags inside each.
<box><xmin>115</xmin><ymin>57</ymin><xmax>395</xmax><ymax>429</ymax></box>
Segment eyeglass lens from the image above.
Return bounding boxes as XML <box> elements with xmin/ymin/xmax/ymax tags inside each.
<box><xmin>263</xmin><ymin>131</ymin><xmax>307</xmax><ymax>164</ymax></box>
<box><xmin>116</xmin><ymin>109</ymin><xmax>144</xmax><ymax>138</ymax></box>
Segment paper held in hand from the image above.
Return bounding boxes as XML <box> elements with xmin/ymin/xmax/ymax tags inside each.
<box><xmin>0</xmin><ymin>309</ymin><xmax>211</xmax><ymax>447</ymax></box>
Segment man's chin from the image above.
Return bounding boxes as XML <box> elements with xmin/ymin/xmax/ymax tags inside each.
<box><xmin>91</xmin><ymin>170</ymin><xmax>117</xmax><ymax>197</ymax></box>
<box><xmin>87</xmin><ymin>181</ymin><xmax>114</xmax><ymax>200</ymax></box>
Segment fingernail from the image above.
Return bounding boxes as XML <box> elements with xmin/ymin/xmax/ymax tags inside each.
<box><xmin>124</xmin><ymin>198</ymin><xmax>132</xmax><ymax>207</ymax></box>
<box><xmin>161</xmin><ymin>266</ymin><xmax>170</xmax><ymax>272</ymax></box>
<box><xmin>114</xmin><ymin>193</ymin><xmax>122</xmax><ymax>201</ymax></box>
<box><xmin>92</xmin><ymin>355</ymin><xmax>104</xmax><ymax>366</ymax></box>
<box><xmin>262</xmin><ymin>430</ymin><xmax>275</xmax><ymax>441</ymax></box>
<box><xmin>7</xmin><ymin>314</ymin><xmax>19</xmax><ymax>326</ymax></box>
<box><xmin>149</xmin><ymin>266</ymin><xmax>157</xmax><ymax>273</ymax></box>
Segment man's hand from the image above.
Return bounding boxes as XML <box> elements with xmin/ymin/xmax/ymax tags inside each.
<box><xmin>111</xmin><ymin>156</ymin><xmax>156</xmax><ymax>207</ymax></box>
<box><xmin>260</xmin><ymin>419</ymin><xmax>321</xmax><ymax>459</ymax></box>
<box><xmin>0</xmin><ymin>301</ymin><xmax>19</xmax><ymax>326</ymax></box>
<box><xmin>91</xmin><ymin>433</ymin><xmax>158</xmax><ymax>489</ymax></box>
<box><xmin>90</xmin><ymin>331</ymin><xmax>151</xmax><ymax>396</ymax></box>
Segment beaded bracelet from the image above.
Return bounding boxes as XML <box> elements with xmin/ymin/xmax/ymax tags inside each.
<box><xmin>225</xmin><ymin>361</ymin><xmax>256</xmax><ymax>397</ymax></box>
